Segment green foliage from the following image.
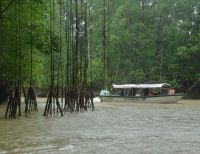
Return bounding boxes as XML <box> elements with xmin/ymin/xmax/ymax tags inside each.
<box><xmin>0</xmin><ymin>0</ymin><xmax>50</xmax><ymax>87</ymax></box>
<box><xmin>0</xmin><ymin>0</ymin><xmax>200</xmax><ymax>90</ymax></box>
<box><xmin>90</xmin><ymin>0</ymin><xmax>200</xmax><ymax>88</ymax></box>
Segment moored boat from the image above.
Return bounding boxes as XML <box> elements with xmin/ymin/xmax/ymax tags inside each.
<box><xmin>100</xmin><ymin>83</ymin><xmax>183</xmax><ymax>103</ymax></box>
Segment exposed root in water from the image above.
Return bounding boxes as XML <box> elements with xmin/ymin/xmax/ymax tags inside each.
<box><xmin>64</xmin><ymin>86</ymin><xmax>94</xmax><ymax>113</ymax></box>
<box><xmin>43</xmin><ymin>86</ymin><xmax>63</xmax><ymax>117</ymax></box>
<box><xmin>5</xmin><ymin>87</ymin><xmax>21</xmax><ymax>119</ymax></box>
<box><xmin>23</xmin><ymin>86</ymin><xmax>38</xmax><ymax>117</ymax></box>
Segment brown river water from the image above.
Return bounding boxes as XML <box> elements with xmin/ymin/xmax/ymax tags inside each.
<box><xmin>0</xmin><ymin>99</ymin><xmax>200</xmax><ymax>154</ymax></box>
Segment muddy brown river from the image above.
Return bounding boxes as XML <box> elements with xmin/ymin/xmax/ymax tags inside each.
<box><xmin>0</xmin><ymin>99</ymin><xmax>200</xmax><ymax>154</ymax></box>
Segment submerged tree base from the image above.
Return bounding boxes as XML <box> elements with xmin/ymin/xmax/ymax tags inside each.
<box><xmin>23</xmin><ymin>86</ymin><xmax>38</xmax><ymax>117</ymax></box>
<box><xmin>5</xmin><ymin>87</ymin><xmax>21</xmax><ymax>119</ymax></box>
<box><xmin>63</xmin><ymin>86</ymin><xmax>94</xmax><ymax>113</ymax></box>
<box><xmin>43</xmin><ymin>87</ymin><xmax>63</xmax><ymax>117</ymax></box>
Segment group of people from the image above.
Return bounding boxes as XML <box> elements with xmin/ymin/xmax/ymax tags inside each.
<box><xmin>168</xmin><ymin>88</ymin><xmax>176</xmax><ymax>95</ymax></box>
<box><xmin>119</xmin><ymin>88</ymin><xmax>176</xmax><ymax>96</ymax></box>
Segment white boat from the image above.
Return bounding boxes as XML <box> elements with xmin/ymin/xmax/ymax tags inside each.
<box><xmin>100</xmin><ymin>83</ymin><xmax>183</xmax><ymax>103</ymax></box>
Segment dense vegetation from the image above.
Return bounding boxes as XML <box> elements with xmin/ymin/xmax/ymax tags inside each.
<box><xmin>1</xmin><ymin>0</ymin><xmax>200</xmax><ymax>93</ymax></box>
<box><xmin>91</xmin><ymin>0</ymin><xmax>200</xmax><ymax>90</ymax></box>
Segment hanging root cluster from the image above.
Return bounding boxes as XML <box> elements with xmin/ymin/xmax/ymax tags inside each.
<box><xmin>4</xmin><ymin>0</ymin><xmax>23</xmax><ymax>119</ymax></box>
<box><xmin>23</xmin><ymin>86</ymin><xmax>38</xmax><ymax>117</ymax></box>
<box><xmin>63</xmin><ymin>0</ymin><xmax>94</xmax><ymax>113</ymax></box>
<box><xmin>64</xmin><ymin>86</ymin><xmax>94</xmax><ymax>113</ymax></box>
<box><xmin>5</xmin><ymin>86</ymin><xmax>21</xmax><ymax>119</ymax></box>
<box><xmin>43</xmin><ymin>86</ymin><xmax>63</xmax><ymax>116</ymax></box>
<box><xmin>43</xmin><ymin>0</ymin><xmax>94</xmax><ymax>116</ymax></box>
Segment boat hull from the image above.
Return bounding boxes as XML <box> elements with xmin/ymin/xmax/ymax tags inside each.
<box><xmin>100</xmin><ymin>94</ymin><xmax>183</xmax><ymax>103</ymax></box>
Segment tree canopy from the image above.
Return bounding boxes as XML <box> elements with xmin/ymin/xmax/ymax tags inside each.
<box><xmin>0</xmin><ymin>0</ymin><xmax>200</xmax><ymax>91</ymax></box>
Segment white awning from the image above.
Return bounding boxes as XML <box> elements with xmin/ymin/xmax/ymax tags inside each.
<box><xmin>112</xmin><ymin>83</ymin><xmax>171</xmax><ymax>89</ymax></box>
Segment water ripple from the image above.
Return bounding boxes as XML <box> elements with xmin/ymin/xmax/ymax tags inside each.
<box><xmin>1</xmin><ymin>100</ymin><xmax>200</xmax><ymax>153</ymax></box>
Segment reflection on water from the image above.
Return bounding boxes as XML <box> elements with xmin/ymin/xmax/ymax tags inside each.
<box><xmin>1</xmin><ymin>99</ymin><xmax>200</xmax><ymax>154</ymax></box>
